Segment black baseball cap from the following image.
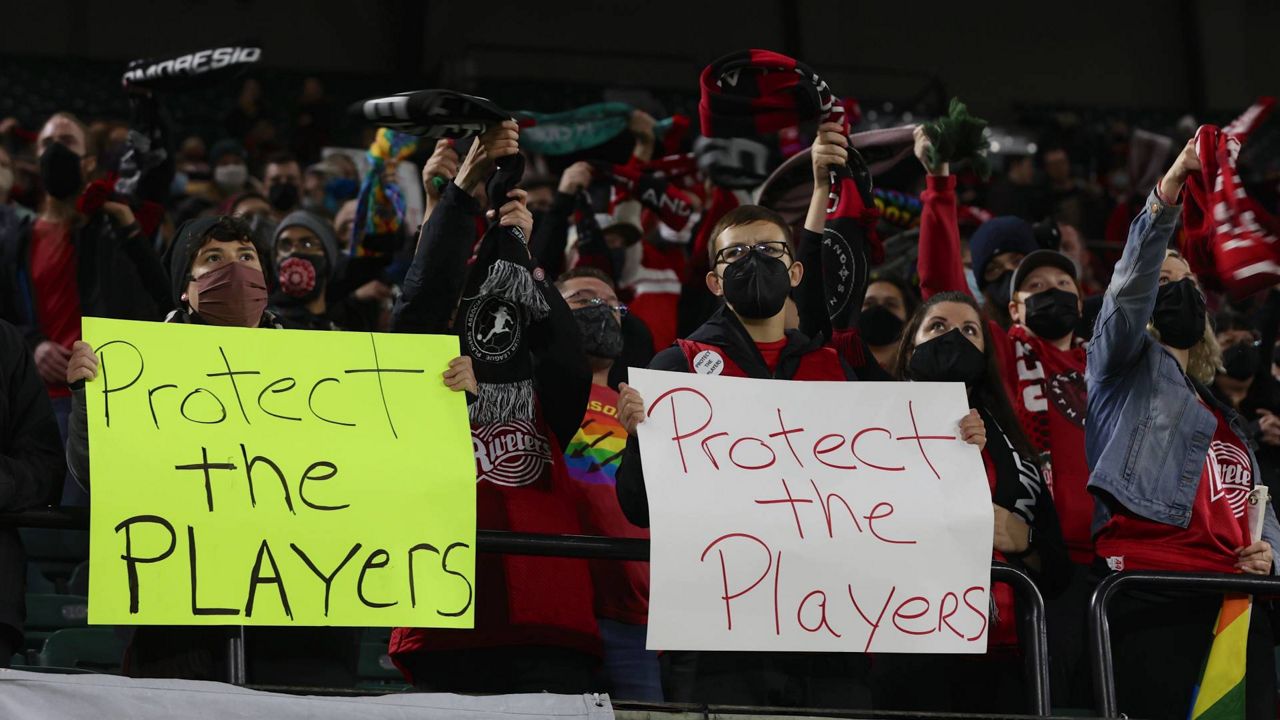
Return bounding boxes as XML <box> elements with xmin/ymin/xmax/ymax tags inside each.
<box><xmin>1010</xmin><ymin>249</ymin><xmax>1079</xmax><ymax>297</ymax></box>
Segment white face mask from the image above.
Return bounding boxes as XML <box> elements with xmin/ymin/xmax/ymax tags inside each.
<box><xmin>214</xmin><ymin>164</ymin><xmax>248</xmax><ymax>192</ymax></box>
<box><xmin>0</xmin><ymin>166</ymin><xmax>13</xmax><ymax>197</ymax></box>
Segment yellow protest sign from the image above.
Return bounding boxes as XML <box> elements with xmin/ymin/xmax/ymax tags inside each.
<box><xmin>84</xmin><ymin>318</ymin><xmax>476</xmax><ymax>628</ymax></box>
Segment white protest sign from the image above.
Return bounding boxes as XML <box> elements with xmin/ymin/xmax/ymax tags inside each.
<box><xmin>630</xmin><ymin>369</ymin><xmax>993</xmax><ymax>653</ymax></box>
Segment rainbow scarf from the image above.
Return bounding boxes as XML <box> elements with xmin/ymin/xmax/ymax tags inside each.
<box><xmin>1189</xmin><ymin>594</ymin><xmax>1250</xmax><ymax>720</ymax></box>
<box><xmin>351</xmin><ymin>128</ymin><xmax>419</xmax><ymax>257</ymax></box>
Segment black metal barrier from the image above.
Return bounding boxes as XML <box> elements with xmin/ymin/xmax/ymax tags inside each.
<box><xmin>1</xmin><ymin>509</ymin><xmax>1051</xmax><ymax>716</ymax></box>
<box><xmin>1088</xmin><ymin>571</ymin><xmax>1280</xmax><ymax>717</ymax></box>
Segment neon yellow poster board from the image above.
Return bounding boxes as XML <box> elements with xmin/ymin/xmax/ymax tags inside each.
<box><xmin>84</xmin><ymin>318</ymin><xmax>476</xmax><ymax>627</ymax></box>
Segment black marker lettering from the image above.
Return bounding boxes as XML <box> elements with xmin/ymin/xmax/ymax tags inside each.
<box><xmin>406</xmin><ymin>543</ymin><xmax>439</xmax><ymax>608</ymax></box>
<box><xmin>308</xmin><ymin>378</ymin><xmax>355</xmax><ymax>427</ymax></box>
<box><xmin>298</xmin><ymin>461</ymin><xmax>348</xmax><ymax>511</ymax></box>
<box><xmin>245</xmin><ymin>539</ymin><xmax>292</xmax><ymax>619</ymax></box>
<box><xmin>439</xmin><ymin>542</ymin><xmax>473</xmax><ymax>617</ymax></box>
<box><xmin>180</xmin><ymin>388</ymin><xmax>227</xmax><ymax>424</ymax></box>
<box><xmin>256</xmin><ymin>377</ymin><xmax>301</xmax><ymax>422</ymax></box>
<box><xmin>114</xmin><ymin>515</ymin><xmax>175</xmax><ymax>614</ymax></box>
<box><xmin>291</xmin><ymin>543</ymin><xmax>361</xmax><ymax>616</ymax></box>
<box><xmin>344</xmin><ymin>333</ymin><xmax>425</xmax><ymax>439</ymax></box>
<box><xmin>174</xmin><ymin>447</ymin><xmax>236</xmax><ymax>512</ymax></box>
<box><xmin>207</xmin><ymin>346</ymin><xmax>261</xmax><ymax>423</ymax></box>
<box><xmin>188</xmin><ymin>525</ymin><xmax>238</xmax><ymax>616</ymax></box>
<box><xmin>240</xmin><ymin>444</ymin><xmax>295</xmax><ymax>513</ymax></box>
<box><xmin>356</xmin><ymin>549</ymin><xmax>397</xmax><ymax>608</ymax></box>
<box><xmin>147</xmin><ymin>384</ymin><xmax>177</xmax><ymax>429</ymax></box>
<box><xmin>96</xmin><ymin>340</ymin><xmax>144</xmax><ymax>428</ymax></box>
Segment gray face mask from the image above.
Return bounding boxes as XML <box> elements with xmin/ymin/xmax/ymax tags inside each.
<box><xmin>571</xmin><ymin>304</ymin><xmax>624</xmax><ymax>360</ymax></box>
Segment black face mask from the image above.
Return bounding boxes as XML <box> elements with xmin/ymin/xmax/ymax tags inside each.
<box><xmin>272</xmin><ymin>254</ymin><xmax>327</xmax><ymax>305</ymax></box>
<box><xmin>572</xmin><ymin>304</ymin><xmax>623</xmax><ymax>360</ymax></box>
<box><xmin>268</xmin><ymin>182</ymin><xmax>300</xmax><ymax>212</ymax></box>
<box><xmin>985</xmin><ymin>271</ymin><xmax>1013</xmax><ymax>309</ymax></box>
<box><xmin>859</xmin><ymin>305</ymin><xmax>905</xmax><ymax>346</ymax></box>
<box><xmin>908</xmin><ymin>328</ymin><xmax>988</xmax><ymax>386</ymax></box>
<box><xmin>1151</xmin><ymin>278</ymin><xmax>1206</xmax><ymax>350</ymax></box>
<box><xmin>1221</xmin><ymin>341</ymin><xmax>1259</xmax><ymax>381</ymax></box>
<box><xmin>40</xmin><ymin>142</ymin><xmax>83</xmax><ymax>201</ymax></box>
<box><xmin>1023</xmin><ymin>287</ymin><xmax>1081</xmax><ymax>340</ymax></box>
<box><xmin>720</xmin><ymin>251</ymin><xmax>792</xmax><ymax>320</ymax></box>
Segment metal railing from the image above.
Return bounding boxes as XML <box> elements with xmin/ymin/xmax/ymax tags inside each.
<box><xmin>1</xmin><ymin>509</ymin><xmax>1051</xmax><ymax>716</ymax></box>
<box><xmin>1088</xmin><ymin>570</ymin><xmax>1280</xmax><ymax>717</ymax></box>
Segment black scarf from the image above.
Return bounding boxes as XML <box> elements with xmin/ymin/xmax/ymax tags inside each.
<box><xmin>454</xmin><ymin>153</ymin><xmax>549</xmax><ymax>425</ymax></box>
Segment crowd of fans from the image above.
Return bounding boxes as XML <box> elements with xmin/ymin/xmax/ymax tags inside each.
<box><xmin>0</xmin><ymin>47</ymin><xmax>1277</xmax><ymax>720</ymax></box>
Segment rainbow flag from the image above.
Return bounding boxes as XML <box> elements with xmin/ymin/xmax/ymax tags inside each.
<box><xmin>1189</xmin><ymin>593</ymin><xmax>1250</xmax><ymax>720</ymax></box>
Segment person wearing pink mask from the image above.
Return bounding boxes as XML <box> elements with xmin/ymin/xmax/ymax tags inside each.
<box><xmin>59</xmin><ymin>215</ymin><xmax>476</xmax><ymax>684</ymax></box>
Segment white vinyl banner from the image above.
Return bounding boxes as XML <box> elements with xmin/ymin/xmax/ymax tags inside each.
<box><xmin>630</xmin><ymin>370</ymin><xmax>993</xmax><ymax>653</ymax></box>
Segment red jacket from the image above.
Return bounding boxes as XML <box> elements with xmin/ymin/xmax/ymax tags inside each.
<box><xmin>388</xmin><ymin>409</ymin><xmax>601</xmax><ymax>682</ymax></box>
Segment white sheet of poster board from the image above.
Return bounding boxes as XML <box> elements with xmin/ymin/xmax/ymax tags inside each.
<box><xmin>630</xmin><ymin>370</ymin><xmax>993</xmax><ymax>653</ymax></box>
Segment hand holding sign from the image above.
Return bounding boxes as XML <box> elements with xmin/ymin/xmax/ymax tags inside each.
<box><xmin>617</xmin><ymin>382</ymin><xmax>646</xmax><ymax>435</ymax></box>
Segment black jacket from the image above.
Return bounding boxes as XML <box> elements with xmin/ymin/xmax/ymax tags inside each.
<box><xmin>0</xmin><ymin>206</ymin><xmax>171</xmax><ymax>350</ymax></box>
<box><xmin>615</xmin><ymin>307</ymin><xmax>856</xmax><ymax>527</ymax></box>
<box><xmin>393</xmin><ymin>182</ymin><xmax>590</xmax><ymax>450</ymax></box>
<box><xmin>0</xmin><ymin>319</ymin><xmax>65</xmax><ymax>639</ymax></box>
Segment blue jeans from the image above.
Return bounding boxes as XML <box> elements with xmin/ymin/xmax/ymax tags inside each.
<box><xmin>598</xmin><ymin>618</ymin><xmax>662</xmax><ymax>702</ymax></box>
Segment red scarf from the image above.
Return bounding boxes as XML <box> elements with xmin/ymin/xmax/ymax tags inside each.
<box><xmin>1183</xmin><ymin>97</ymin><xmax>1280</xmax><ymax>297</ymax></box>
<box><xmin>1006</xmin><ymin>326</ymin><xmax>1093</xmax><ymax>563</ymax></box>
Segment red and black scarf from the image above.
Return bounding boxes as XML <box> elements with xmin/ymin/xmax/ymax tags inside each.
<box><xmin>699</xmin><ymin>49</ymin><xmax>882</xmax><ymax>327</ymax></box>
<box><xmin>1183</xmin><ymin>97</ymin><xmax>1280</xmax><ymax>297</ymax></box>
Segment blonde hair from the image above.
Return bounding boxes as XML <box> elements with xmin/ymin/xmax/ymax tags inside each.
<box><xmin>1146</xmin><ymin>249</ymin><xmax>1221</xmax><ymax>384</ymax></box>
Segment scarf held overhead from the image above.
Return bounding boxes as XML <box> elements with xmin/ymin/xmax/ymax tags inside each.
<box><xmin>1182</xmin><ymin>97</ymin><xmax>1280</xmax><ymax>297</ymax></box>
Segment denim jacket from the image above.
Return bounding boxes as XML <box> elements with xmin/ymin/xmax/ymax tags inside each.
<box><xmin>1086</xmin><ymin>190</ymin><xmax>1280</xmax><ymax>571</ymax></box>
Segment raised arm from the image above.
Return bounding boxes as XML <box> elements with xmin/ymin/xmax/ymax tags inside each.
<box><xmin>796</xmin><ymin>121</ymin><xmax>871</xmax><ymax>335</ymax></box>
<box><xmin>1087</xmin><ymin>140</ymin><xmax>1198</xmax><ymax>383</ymax></box>
<box><xmin>393</xmin><ymin>125</ymin><xmax>517</xmax><ymax>333</ymax></box>
<box><xmin>913</xmin><ymin>126</ymin><xmax>968</xmax><ymax>300</ymax></box>
<box><xmin>530</xmin><ymin>162</ymin><xmax>591</xmax><ymax>280</ymax></box>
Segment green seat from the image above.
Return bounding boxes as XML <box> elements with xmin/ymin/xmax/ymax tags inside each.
<box><xmin>25</xmin><ymin>564</ymin><xmax>56</xmax><ymax>594</ymax></box>
<box><xmin>356</xmin><ymin>641</ymin><xmax>406</xmax><ymax>690</ymax></box>
<box><xmin>25</xmin><ymin>594</ymin><xmax>89</xmax><ymax>632</ymax></box>
<box><xmin>67</xmin><ymin>561</ymin><xmax>89</xmax><ymax>597</ymax></box>
<box><xmin>20</xmin><ymin>529</ymin><xmax>89</xmax><ymax>592</ymax></box>
<box><xmin>23</xmin><ymin>594</ymin><xmax>88</xmax><ymax>652</ymax></box>
<box><xmin>38</xmin><ymin>628</ymin><xmax>125</xmax><ymax>674</ymax></box>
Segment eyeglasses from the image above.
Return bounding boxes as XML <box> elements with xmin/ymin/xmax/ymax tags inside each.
<box><xmin>715</xmin><ymin>241</ymin><xmax>790</xmax><ymax>266</ymax></box>
<box><xmin>565</xmin><ymin>293</ymin><xmax>628</xmax><ymax>317</ymax></box>
<box><xmin>277</xmin><ymin>236</ymin><xmax>321</xmax><ymax>254</ymax></box>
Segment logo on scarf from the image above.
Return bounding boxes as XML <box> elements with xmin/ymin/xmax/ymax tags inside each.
<box><xmin>821</xmin><ymin>227</ymin><xmax>855</xmax><ymax>321</ymax></box>
<box><xmin>1048</xmin><ymin>371</ymin><xmax>1086</xmax><ymax>428</ymax></box>
<box><xmin>1208</xmin><ymin>439</ymin><xmax>1252</xmax><ymax>518</ymax></box>
<box><xmin>473</xmin><ymin>420</ymin><xmax>551</xmax><ymax>487</ymax></box>
<box><xmin>466</xmin><ymin>296</ymin><xmax>521</xmax><ymax>364</ymax></box>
